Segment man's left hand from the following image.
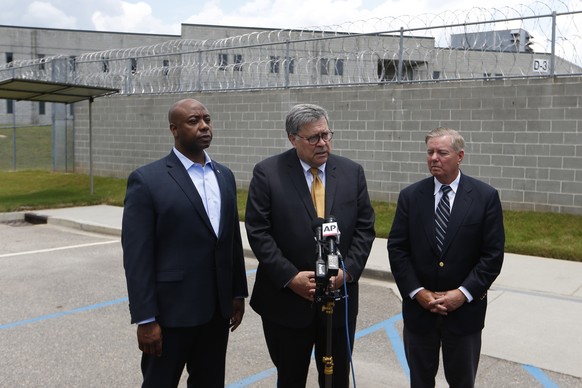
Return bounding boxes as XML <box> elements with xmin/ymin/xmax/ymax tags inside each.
<box><xmin>230</xmin><ymin>299</ymin><xmax>245</xmax><ymax>332</ymax></box>
<box><xmin>329</xmin><ymin>269</ymin><xmax>350</xmax><ymax>290</ymax></box>
<box><xmin>428</xmin><ymin>289</ymin><xmax>466</xmax><ymax>315</ymax></box>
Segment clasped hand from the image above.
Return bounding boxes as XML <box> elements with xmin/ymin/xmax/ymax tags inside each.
<box><xmin>416</xmin><ymin>288</ymin><xmax>466</xmax><ymax>315</ymax></box>
<box><xmin>288</xmin><ymin>270</ymin><xmax>347</xmax><ymax>302</ymax></box>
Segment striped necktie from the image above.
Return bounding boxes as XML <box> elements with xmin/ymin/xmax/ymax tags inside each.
<box><xmin>310</xmin><ymin>167</ymin><xmax>325</xmax><ymax>218</ymax></box>
<box><xmin>435</xmin><ymin>185</ymin><xmax>452</xmax><ymax>253</ymax></box>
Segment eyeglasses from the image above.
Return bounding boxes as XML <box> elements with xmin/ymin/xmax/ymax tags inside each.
<box><xmin>295</xmin><ymin>131</ymin><xmax>334</xmax><ymax>145</ymax></box>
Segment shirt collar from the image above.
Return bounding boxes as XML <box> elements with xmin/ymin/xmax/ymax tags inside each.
<box><xmin>173</xmin><ymin>147</ymin><xmax>213</xmax><ymax>170</ymax></box>
<box><xmin>299</xmin><ymin>159</ymin><xmax>326</xmax><ymax>176</ymax></box>
<box><xmin>433</xmin><ymin>171</ymin><xmax>461</xmax><ymax>196</ymax></box>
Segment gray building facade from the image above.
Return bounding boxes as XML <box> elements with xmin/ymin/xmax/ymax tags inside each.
<box><xmin>74</xmin><ymin>76</ymin><xmax>582</xmax><ymax>215</ymax></box>
<box><xmin>1</xmin><ymin>23</ymin><xmax>582</xmax><ymax>215</ymax></box>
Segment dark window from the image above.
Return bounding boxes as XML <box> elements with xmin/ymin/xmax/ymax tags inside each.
<box><xmin>130</xmin><ymin>58</ymin><xmax>137</xmax><ymax>74</ymax></box>
<box><xmin>377</xmin><ymin>59</ymin><xmax>414</xmax><ymax>81</ymax></box>
<box><xmin>234</xmin><ymin>54</ymin><xmax>243</xmax><ymax>71</ymax></box>
<box><xmin>7</xmin><ymin>99</ymin><xmax>14</xmax><ymax>114</ymax></box>
<box><xmin>334</xmin><ymin>59</ymin><xmax>344</xmax><ymax>76</ymax></box>
<box><xmin>320</xmin><ymin>58</ymin><xmax>329</xmax><ymax>75</ymax></box>
<box><xmin>39</xmin><ymin>102</ymin><xmax>46</xmax><ymax>115</ymax></box>
<box><xmin>286</xmin><ymin>57</ymin><xmax>295</xmax><ymax>74</ymax></box>
<box><xmin>162</xmin><ymin>59</ymin><xmax>170</xmax><ymax>76</ymax></box>
<box><xmin>102</xmin><ymin>57</ymin><xmax>109</xmax><ymax>73</ymax></box>
<box><xmin>218</xmin><ymin>53</ymin><xmax>228</xmax><ymax>70</ymax></box>
<box><xmin>6</xmin><ymin>52</ymin><xmax>13</xmax><ymax>65</ymax></box>
<box><xmin>69</xmin><ymin>56</ymin><xmax>77</xmax><ymax>72</ymax></box>
<box><xmin>432</xmin><ymin>71</ymin><xmax>440</xmax><ymax>79</ymax></box>
<box><xmin>270</xmin><ymin>56</ymin><xmax>280</xmax><ymax>73</ymax></box>
<box><xmin>38</xmin><ymin>54</ymin><xmax>45</xmax><ymax>71</ymax></box>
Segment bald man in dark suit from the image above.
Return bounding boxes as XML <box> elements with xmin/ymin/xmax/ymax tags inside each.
<box><xmin>122</xmin><ymin>99</ymin><xmax>248</xmax><ymax>387</ymax></box>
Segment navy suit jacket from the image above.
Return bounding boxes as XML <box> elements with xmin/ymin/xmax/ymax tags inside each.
<box><xmin>245</xmin><ymin>149</ymin><xmax>375</xmax><ymax>328</ymax></box>
<box><xmin>122</xmin><ymin>151</ymin><xmax>248</xmax><ymax>327</ymax></box>
<box><xmin>387</xmin><ymin>173</ymin><xmax>504</xmax><ymax>335</ymax></box>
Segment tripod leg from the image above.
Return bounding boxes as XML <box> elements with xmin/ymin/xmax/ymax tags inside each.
<box><xmin>322</xmin><ymin>300</ymin><xmax>335</xmax><ymax>388</ymax></box>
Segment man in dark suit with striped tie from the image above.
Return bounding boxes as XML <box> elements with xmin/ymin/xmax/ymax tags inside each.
<box><xmin>388</xmin><ymin>127</ymin><xmax>505</xmax><ymax>387</ymax></box>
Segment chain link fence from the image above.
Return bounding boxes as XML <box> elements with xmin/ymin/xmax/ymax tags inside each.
<box><xmin>1</xmin><ymin>4</ymin><xmax>581</xmax><ymax>94</ymax></box>
<box><xmin>0</xmin><ymin>125</ymin><xmax>54</xmax><ymax>170</ymax></box>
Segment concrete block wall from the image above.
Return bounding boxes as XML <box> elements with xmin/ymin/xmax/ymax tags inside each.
<box><xmin>74</xmin><ymin>76</ymin><xmax>582</xmax><ymax>215</ymax></box>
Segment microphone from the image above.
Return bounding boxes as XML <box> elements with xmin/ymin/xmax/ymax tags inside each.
<box><xmin>322</xmin><ymin>216</ymin><xmax>340</xmax><ymax>276</ymax></box>
<box><xmin>312</xmin><ymin>218</ymin><xmax>327</xmax><ymax>281</ymax></box>
<box><xmin>312</xmin><ymin>218</ymin><xmax>324</xmax><ymax>236</ymax></box>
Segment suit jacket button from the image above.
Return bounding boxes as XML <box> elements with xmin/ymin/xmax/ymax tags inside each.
<box><xmin>439</xmin><ymin>261</ymin><xmax>444</xmax><ymax>267</ymax></box>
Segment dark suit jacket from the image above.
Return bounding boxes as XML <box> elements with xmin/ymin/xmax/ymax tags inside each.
<box><xmin>387</xmin><ymin>173</ymin><xmax>504</xmax><ymax>335</ymax></box>
<box><xmin>245</xmin><ymin>149</ymin><xmax>375</xmax><ymax>328</ymax></box>
<box><xmin>122</xmin><ymin>151</ymin><xmax>248</xmax><ymax>327</ymax></box>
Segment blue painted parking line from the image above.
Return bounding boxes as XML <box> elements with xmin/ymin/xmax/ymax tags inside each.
<box><xmin>1</xmin><ymin>266</ymin><xmax>563</xmax><ymax>387</ymax></box>
<box><xmin>0</xmin><ymin>297</ymin><xmax>128</xmax><ymax>330</ymax></box>
<box><xmin>226</xmin><ymin>368</ymin><xmax>277</xmax><ymax>388</ymax></box>
<box><xmin>522</xmin><ymin>365</ymin><xmax>559</xmax><ymax>388</ymax></box>
<box><xmin>228</xmin><ymin>314</ymin><xmax>409</xmax><ymax>386</ymax></box>
<box><xmin>227</xmin><ymin>313</ymin><xmax>562</xmax><ymax>387</ymax></box>
<box><xmin>1</xmin><ymin>269</ymin><xmax>258</xmax><ymax>330</ymax></box>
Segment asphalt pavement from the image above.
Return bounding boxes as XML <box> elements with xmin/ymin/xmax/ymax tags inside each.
<box><xmin>2</xmin><ymin>204</ymin><xmax>582</xmax><ymax>386</ymax></box>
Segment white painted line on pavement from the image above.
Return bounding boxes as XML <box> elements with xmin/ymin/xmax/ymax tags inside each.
<box><xmin>0</xmin><ymin>240</ymin><xmax>119</xmax><ymax>258</ymax></box>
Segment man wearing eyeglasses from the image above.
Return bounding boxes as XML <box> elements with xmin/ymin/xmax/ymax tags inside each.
<box><xmin>245</xmin><ymin>103</ymin><xmax>375</xmax><ymax>387</ymax></box>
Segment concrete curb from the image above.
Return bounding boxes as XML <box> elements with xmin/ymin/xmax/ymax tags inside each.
<box><xmin>46</xmin><ymin>217</ymin><xmax>121</xmax><ymax>237</ymax></box>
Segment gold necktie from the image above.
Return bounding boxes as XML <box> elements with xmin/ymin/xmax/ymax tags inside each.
<box><xmin>310</xmin><ymin>167</ymin><xmax>325</xmax><ymax>218</ymax></box>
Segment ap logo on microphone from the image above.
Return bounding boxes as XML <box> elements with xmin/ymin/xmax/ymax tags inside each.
<box><xmin>322</xmin><ymin>221</ymin><xmax>338</xmax><ymax>237</ymax></box>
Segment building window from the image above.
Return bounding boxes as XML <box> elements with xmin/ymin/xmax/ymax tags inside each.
<box><xmin>7</xmin><ymin>99</ymin><xmax>14</xmax><ymax>114</ymax></box>
<box><xmin>130</xmin><ymin>58</ymin><xmax>137</xmax><ymax>74</ymax></box>
<box><xmin>377</xmin><ymin>59</ymin><xmax>415</xmax><ymax>81</ymax></box>
<box><xmin>39</xmin><ymin>102</ymin><xmax>46</xmax><ymax>115</ymax></box>
<box><xmin>432</xmin><ymin>71</ymin><xmax>440</xmax><ymax>79</ymax></box>
<box><xmin>270</xmin><ymin>56</ymin><xmax>280</xmax><ymax>73</ymax></box>
<box><xmin>334</xmin><ymin>59</ymin><xmax>344</xmax><ymax>76</ymax></box>
<box><xmin>162</xmin><ymin>59</ymin><xmax>170</xmax><ymax>76</ymax></box>
<box><xmin>38</xmin><ymin>54</ymin><xmax>45</xmax><ymax>71</ymax></box>
<box><xmin>320</xmin><ymin>58</ymin><xmax>329</xmax><ymax>75</ymax></box>
<box><xmin>6</xmin><ymin>52</ymin><xmax>13</xmax><ymax>66</ymax></box>
<box><xmin>483</xmin><ymin>72</ymin><xmax>503</xmax><ymax>81</ymax></box>
<box><xmin>102</xmin><ymin>57</ymin><xmax>109</xmax><ymax>73</ymax></box>
<box><xmin>286</xmin><ymin>57</ymin><xmax>295</xmax><ymax>74</ymax></box>
<box><xmin>234</xmin><ymin>54</ymin><xmax>243</xmax><ymax>71</ymax></box>
<box><xmin>218</xmin><ymin>53</ymin><xmax>228</xmax><ymax>70</ymax></box>
<box><xmin>68</xmin><ymin>56</ymin><xmax>77</xmax><ymax>73</ymax></box>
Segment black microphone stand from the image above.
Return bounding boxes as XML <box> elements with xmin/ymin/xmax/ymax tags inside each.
<box><xmin>314</xmin><ymin>218</ymin><xmax>341</xmax><ymax>388</ymax></box>
<box><xmin>321</xmin><ymin>280</ymin><xmax>339</xmax><ymax>388</ymax></box>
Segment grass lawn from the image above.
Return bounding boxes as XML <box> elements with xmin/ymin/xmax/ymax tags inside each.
<box><xmin>1</xmin><ymin>170</ymin><xmax>581</xmax><ymax>262</ymax></box>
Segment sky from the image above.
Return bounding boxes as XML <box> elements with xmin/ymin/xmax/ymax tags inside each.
<box><xmin>0</xmin><ymin>0</ymin><xmax>579</xmax><ymax>35</ymax></box>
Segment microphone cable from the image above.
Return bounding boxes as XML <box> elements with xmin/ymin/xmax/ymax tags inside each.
<box><xmin>340</xmin><ymin>257</ymin><xmax>357</xmax><ymax>388</ymax></box>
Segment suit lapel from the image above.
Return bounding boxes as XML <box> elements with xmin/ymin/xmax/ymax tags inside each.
<box><xmin>418</xmin><ymin>178</ymin><xmax>439</xmax><ymax>254</ymax></box>
<box><xmin>213</xmin><ymin>162</ymin><xmax>229</xmax><ymax>239</ymax></box>
<box><xmin>165</xmin><ymin>152</ymin><xmax>215</xmax><ymax>234</ymax></box>
<box><xmin>324</xmin><ymin>156</ymin><xmax>337</xmax><ymax>219</ymax></box>
<box><xmin>285</xmin><ymin>150</ymin><xmax>317</xmax><ymax>219</ymax></box>
<box><xmin>442</xmin><ymin>175</ymin><xmax>473</xmax><ymax>254</ymax></box>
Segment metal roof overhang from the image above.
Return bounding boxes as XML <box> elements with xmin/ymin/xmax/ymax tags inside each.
<box><xmin>0</xmin><ymin>78</ymin><xmax>118</xmax><ymax>103</ymax></box>
<box><xmin>0</xmin><ymin>78</ymin><xmax>119</xmax><ymax>194</ymax></box>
